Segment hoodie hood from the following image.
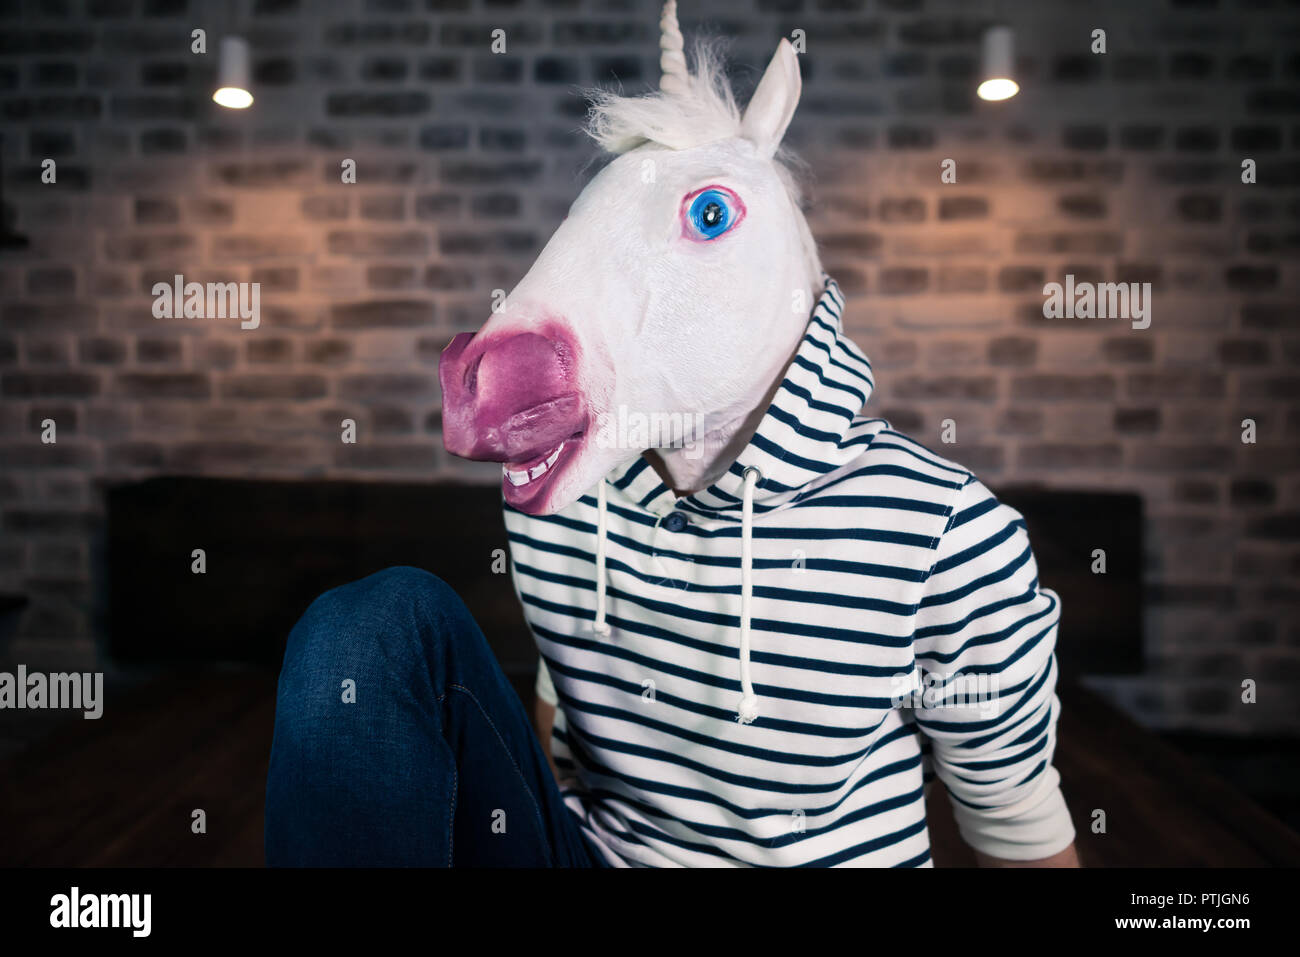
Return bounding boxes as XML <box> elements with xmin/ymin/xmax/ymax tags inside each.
<box><xmin>601</xmin><ymin>276</ymin><xmax>874</xmax><ymax>520</ymax></box>
<box><xmin>586</xmin><ymin>276</ymin><xmax>876</xmax><ymax>723</ymax></box>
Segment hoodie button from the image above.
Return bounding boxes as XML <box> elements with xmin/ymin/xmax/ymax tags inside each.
<box><xmin>662</xmin><ymin>511</ymin><xmax>688</xmax><ymax>532</ymax></box>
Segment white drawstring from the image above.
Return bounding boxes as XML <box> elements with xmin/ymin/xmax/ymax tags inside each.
<box><xmin>737</xmin><ymin>466</ymin><xmax>761</xmax><ymax>724</ymax></box>
<box><xmin>591</xmin><ymin>466</ymin><xmax>761</xmax><ymax>724</ymax></box>
<box><xmin>593</xmin><ymin>479</ymin><xmax>610</xmax><ymax>636</ymax></box>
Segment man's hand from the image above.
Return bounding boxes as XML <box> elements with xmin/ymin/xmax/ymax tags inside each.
<box><xmin>975</xmin><ymin>842</ymin><xmax>1081</xmax><ymax>867</ymax></box>
<box><xmin>533</xmin><ymin>697</ymin><xmax>560</xmax><ymax>782</ymax></box>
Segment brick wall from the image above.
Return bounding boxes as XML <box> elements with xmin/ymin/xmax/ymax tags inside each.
<box><xmin>1</xmin><ymin>0</ymin><xmax>1297</xmax><ymax>736</ymax></box>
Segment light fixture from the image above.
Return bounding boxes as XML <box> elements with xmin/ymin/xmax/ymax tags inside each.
<box><xmin>213</xmin><ymin>36</ymin><xmax>253</xmax><ymax>109</ymax></box>
<box><xmin>977</xmin><ymin>25</ymin><xmax>1018</xmax><ymax>101</ymax></box>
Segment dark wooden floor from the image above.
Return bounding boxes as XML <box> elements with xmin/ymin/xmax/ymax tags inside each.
<box><xmin>2</xmin><ymin>669</ymin><xmax>1297</xmax><ymax>867</ymax></box>
<box><xmin>0</xmin><ymin>669</ymin><xmax>275</xmax><ymax>867</ymax></box>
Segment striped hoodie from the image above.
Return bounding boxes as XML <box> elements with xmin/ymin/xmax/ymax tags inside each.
<box><xmin>505</xmin><ymin>277</ymin><xmax>1077</xmax><ymax>867</ymax></box>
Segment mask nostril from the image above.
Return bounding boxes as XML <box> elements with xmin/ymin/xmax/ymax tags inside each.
<box><xmin>463</xmin><ymin>352</ymin><xmax>484</xmax><ymax>395</ymax></box>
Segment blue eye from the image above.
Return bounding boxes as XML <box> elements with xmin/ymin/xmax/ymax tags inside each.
<box><xmin>686</xmin><ymin>188</ymin><xmax>740</xmax><ymax>241</ymax></box>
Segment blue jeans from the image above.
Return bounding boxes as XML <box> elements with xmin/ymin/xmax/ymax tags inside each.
<box><xmin>265</xmin><ymin>566</ymin><xmax>605</xmax><ymax>867</ymax></box>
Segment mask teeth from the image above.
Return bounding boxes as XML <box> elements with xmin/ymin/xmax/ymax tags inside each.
<box><xmin>503</xmin><ymin>441</ymin><xmax>566</xmax><ymax>487</ymax></box>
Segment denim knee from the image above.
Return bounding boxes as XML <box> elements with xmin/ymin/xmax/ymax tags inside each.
<box><xmin>280</xmin><ymin>565</ymin><xmax>482</xmax><ymax>702</ymax></box>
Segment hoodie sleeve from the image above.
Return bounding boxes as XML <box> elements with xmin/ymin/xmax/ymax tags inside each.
<box><xmin>910</xmin><ymin>474</ymin><xmax>1076</xmax><ymax>861</ymax></box>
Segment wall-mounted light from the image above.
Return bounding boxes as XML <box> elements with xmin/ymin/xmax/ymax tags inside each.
<box><xmin>977</xmin><ymin>25</ymin><xmax>1018</xmax><ymax>101</ymax></box>
<box><xmin>213</xmin><ymin>36</ymin><xmax>253</xmax><ymax>109</ymax></box>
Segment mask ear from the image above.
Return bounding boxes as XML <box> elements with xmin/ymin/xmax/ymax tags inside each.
<box><xmin>740</xmin><ymin>38</ymin><xmax>801</xmax><ymax>159</ymax></box>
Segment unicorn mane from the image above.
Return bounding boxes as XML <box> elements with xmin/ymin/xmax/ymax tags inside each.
<box><xmin>582</xmin><ymin>40</ymin><xmax>810</xmax><ymax>211</ymax></box>
<box><xmin>585</xmin><ymin>41</ymin><xmax>741</xmax><ymax>154</ymax></box>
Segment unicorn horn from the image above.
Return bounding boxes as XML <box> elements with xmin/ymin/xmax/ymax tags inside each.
<box><xmin>659</xmin><ymin>0</ymin><xmax>688</xmax><ymax>95</ymax></box>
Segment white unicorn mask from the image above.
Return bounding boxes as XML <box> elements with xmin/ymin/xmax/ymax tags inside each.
<box><xmin>441</xmin><ymin>1</ymin><xmax>822</xmax><ymax>515</ymax></box>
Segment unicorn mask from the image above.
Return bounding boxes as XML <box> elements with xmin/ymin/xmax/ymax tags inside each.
<box><xmin>440</xmin><ymin>1</ymin><xmax>822</xmax><ymax>515</ymax></box>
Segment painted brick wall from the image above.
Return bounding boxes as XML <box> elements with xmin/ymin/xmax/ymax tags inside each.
<box><xmin>1</xmin><ymin>0</ymin><xmax>1297</xmax><ymax>736</ymax></box>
